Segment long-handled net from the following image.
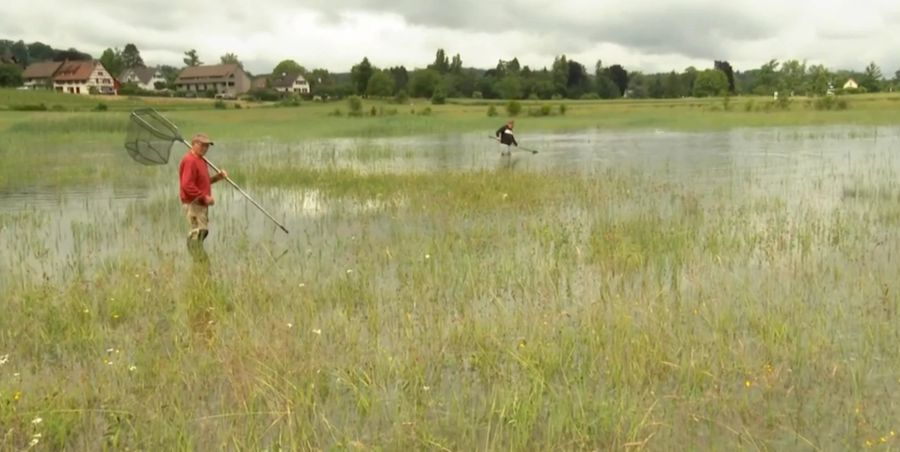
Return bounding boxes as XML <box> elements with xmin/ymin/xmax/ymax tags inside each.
<box><xmin>124</xmin><ymin>108</ymin><xmax>289</xmax><ymax>234</ymax></box>
<box><xmin>125</xmin><ymin>109</ymin><xmax>181</xmax><ymax>165</ymax></box>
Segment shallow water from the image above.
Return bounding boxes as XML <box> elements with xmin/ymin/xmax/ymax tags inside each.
<box><xmin>2</xmin><ymin>125</ymin><xmax>899</xmax><ymax>284</ymax></box>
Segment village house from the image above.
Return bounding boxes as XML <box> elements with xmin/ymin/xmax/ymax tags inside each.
<box><xmin>52</xmin><ymin>60</ymin><xmax>115</xmax><ymax>94</ymax></box>
<box><xmin>843</xmin><ymin>78</ymin><xmax>859</xmax><ymax>90</ymax></box>
<box><xmin>21</xmin><ymin>61</ymin><xmax>62</xmax><ymax>89</ymax></box>
<box><xmin>120</xmin><ymin>66</ymin><xmax>166</xmax><ymax>91</ymax></box>
<box><xmin>251</xmin><ymin>74</ymin><xmax>270</xmax><ymax>91</ymax></box>
<box><xmin>175</xmin><ymin>64</ymin><xmax>250</xmax><ymax>97</ymax></box>
<box><xmin>271</xmin><ymin>72</ymin><xmax>310</xmax><ymax>95</ymax></box>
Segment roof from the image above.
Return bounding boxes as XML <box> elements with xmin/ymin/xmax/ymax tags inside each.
<box><xmin>54</xmin><ymin>60</ymin><xmax>100</xmax><ymax>81</ymax></box>
<box><xmin>122</xmin><ymin>67</ymin><xmax>160</xmax><ymax>84</ymax></box>
<box><xmin>251</xmin><ymin>75</ymin><xmax>269</xmax><ymax>89</ymax></box>
<box><xmin>176</xmin><ymin>64</ymin><xmax>245</xmax><ymax>84</ymax></box>
<box><xmin>22</xmin><ymin>61</ymin><xmax>62</xmax><ymax>79</ymax></box>
<box><xmin>271</xmin><ymin>72</ymin><xmax>308</xmax><ymax>88</ymax></box>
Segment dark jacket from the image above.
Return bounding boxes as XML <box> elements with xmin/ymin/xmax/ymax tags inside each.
<box><xmin>495</xmin><ymin>124</ymin><xmax>518</xmax><ymax>146</ymax></box>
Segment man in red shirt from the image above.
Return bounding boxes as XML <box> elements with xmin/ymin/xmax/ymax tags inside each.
<box><xmin>179</xmin><ymin>133</ymin><xmax>227</xmax><ymax>253</ymax></box>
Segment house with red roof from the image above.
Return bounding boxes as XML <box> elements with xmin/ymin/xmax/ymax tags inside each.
<box><xmin>52</xmin><ymin>60</ymin><xmax>115</xmax><ymax>95</ymax></box>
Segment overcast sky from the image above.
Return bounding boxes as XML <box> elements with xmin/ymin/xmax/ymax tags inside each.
<box><xmin>4</xmin><ymin>0</ymin><xmax>900</xmax><ymax>75</ymax></box>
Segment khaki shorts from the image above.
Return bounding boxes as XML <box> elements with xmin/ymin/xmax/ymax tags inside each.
<box><xmin>183</xmin><ymin>203</ymin><xmax>209</xmax><ymax>239</ymax></box>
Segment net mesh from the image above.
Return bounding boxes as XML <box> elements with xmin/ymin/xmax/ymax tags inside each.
<box><xmin>124</xmin><ymin>109</ymin><xmax>183</xmax><ymax>165</ymax></box>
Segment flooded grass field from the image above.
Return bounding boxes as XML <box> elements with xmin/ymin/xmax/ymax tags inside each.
<box><xmin>2</xmin><ymin>108</ymin><xmax>900</xmax><ymax>449</ymax></box>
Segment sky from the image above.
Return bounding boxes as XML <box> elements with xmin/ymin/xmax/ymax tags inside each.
<box><xmin>3</xmin><ymin>0</ymin><xmax>900</xmax><ymax>76</ymax></box>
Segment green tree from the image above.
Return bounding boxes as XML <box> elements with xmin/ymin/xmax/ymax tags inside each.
<box><xmin>608</xmin><ymin>64</ymin><xmax>628</xmax><ymax>97</ymax></box>
<box><xmin>628</xmin><ymin>72</ymin><xmax>647</xmax><ymax>98</ymax></box>
<box><xmin>409</xmin><ymin>68</ymin><xmax>441</xmax><ymax>98</ymax></box>
<box><xmin>366</xmin><ymin>70</ymin><xmax>395</xmax><ymax>97</ymax></box>
<box><xmin>220</xmin><ymin>53</ymin><xmax>243</xmax><ymax>68</ymax></box>
<box><xmin>183</xmin><ymin>49</ymin><xmax>201</xmax><ymax>67</ymax></box>
<box><xmin>860</xmin><ymin>61</ymin><xmax>883</xmax><ymax>92</ymax></box>
<box><xmin>780</xmin><ymin>59</ymin><xmax>807</xmax><ymax>95</ymax></box>
<box><xmin>551</xmin><ymin>55</ymin><xmax>569</xmax><ymax>96</ymax></box>
<box><xmin>594</xmin><ymin>61</ymin><xmax>619</xmax><ymax>98</ymax></box>
<box><xmin>159</xmin><ymin>65</ymin><xmax>180</xmax><ymax>85</ymax></box>
<box><xmin>388</xmin><ymin>66</ymin><xmax>409</xmax><ymax>92</ymax></box>
<box><xmin>0</xmin><ymin>64</ymin><xmax>23</xmax><ymax>87</ymax></box>
<box><xmin>122</xmin><ymin>43</ymin><xmax>144</xmax><ymax>68</ymax></box>
<box><xmin>494</xmin><ymin>75</ymin><xmax>524</xmax><ymax>99</ymax></box>
<box><xmin>10</xmin><ymin>41</ymin><xmax>29</xmax><ymax>66</ymax></box>
<box><xmin>663</xmin><ymin>71</ymin><xmax>683</xmax><ymax>98</ymax></box>
<box><xmin>566</xmin><ymin>59</ymin><xmax>591</xmax><ymax>98</ymax></box>
<box><xmin>429</xmin><ymin>49</ymin><xmax>450</xmax><ymax>74</ymax></box>
<box><xmin>449</xmin><ymin>54</ymin><xmax>463</xmax><ymax>74</ymax></box>
<box><xmin>350</xmin><ymin>57</ymin><xmax>374</xmax><ymax>95</ymax></box>
<box><xmin>714</xmin><ymin>60</ymin><xmax>736</xmax><ymax>93</ymax></box>
<box><xmin>273</xmin><ymin>59</ymin><xmax>306</xmax><ymax>76</ymax></box>
<box><xmin>27</xmin><ymin>42</ymin><xmax>54</xmax><ymax>62</ymax></box>
<box><xmin>681</xmin><ymin>66</ymin><xmax>698</xmax><ymax>96</ymax></box>
<box><xmin>100</xmin><ymin>48</ymin><xmax>124</xmax><ymax>78</ymax></box>
<box><xmin>53</xmin><ymin>48</ymin><xmax>91</xmax><ymax>61</ymax></box>
<box><xmin>648</xmin><ymin>75</ymin><xmax>665</xmax><ymax>98</ymax></box>
<box><xmin>807</xmin><ymin>64</ymin><xmax>832</xmax><ymax>95</ymax></box>
<box><xmin>692</xmin><ymin>69</ymin><xmax>729</xmax><ymax>97</ymax></box>
<box><xmin>753</xmin><ymin>59</ymin><xmax>781</xmax><ymax>95</ymax></box>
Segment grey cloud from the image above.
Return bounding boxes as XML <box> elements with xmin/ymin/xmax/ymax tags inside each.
<box><xmin>295</xmin><ymin>0</ymin><xmax>777</xmax><ymax>61</ymax></box>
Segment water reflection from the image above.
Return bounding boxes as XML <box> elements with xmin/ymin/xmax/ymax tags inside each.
<box><xmin>2</xmin><ymin>125</ymin><xmax>899</xmax><ymax>284</ymax></box>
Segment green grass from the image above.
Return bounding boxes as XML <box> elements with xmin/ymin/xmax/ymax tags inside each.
<box><xmin>2</xmin><ymin>90</ymin><xmax>900</xmax><ymax>449</ymax></box>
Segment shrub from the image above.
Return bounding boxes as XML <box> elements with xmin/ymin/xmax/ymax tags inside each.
<box><xmin>744</xmin><ymin>100</ymin><xmax>755</xmax><ymax>112</ymax></box>
<box><xmin>277</xmin><ymin>97</ymin><xmax>301</xmax><ymax>107</ymax></box>
<box><xmin>370</xmin><ymin>106</ymin><xmax>377</xmax><ymax>116</ymax></box>
<box><xmin>11</xmin><ymin>103</ymin><xmax>48</xmax><ymax>111</ymax></box>
<box><xmin>419</xmin><ymin>107</ymin><xmax>432</xmax><ymax>116</ymax></box>
<box><xmin>528</xmin><ymin>105</ymin><xmax>553</xmax><ymax>117</ymax></box>
<box><xmin>347</xmin><ymin>96</ymin><xmax>363</xmax><ymax>116</ymax></box>
<box><xmin>393</xmin><ymin>90</ymin><xmax>409</xmax><ymax>104</ymax></box>
<box><xmin>234</xmin><ymin>103</ymin><xmax>243</xmax><ymax>109</ymax></box>
<box><xmin>246</xmin><ymin>88</ymin><xmax>281</xmax><ymax>102</ymax></box>
<box><xmin>506</xmin><ymin>100</ymin><xmax>522</xmax><ymax>117</ymax></box>
<box><xmin>213</xmin><ymin>100</ymin><xmax>227</xmax><ymax>110</ymax></box>
<box><xmin>580</xmin><ymin>92</ymin><xmax>600</xmax><ymax>100</ymax></box>
<box><xmin>814</xmin><ymin>96</ymin><xmax>850</xmax><ymax>111</ymax></box>
<box><xmin>472</xmin><ymin>91</ymin><xmax>483</xmax><ymax>99</ymax></box>
<box><xmin>559</xmin><ymin>104</ymin><xmax>567</xmax><ymax>115</ymax></box>
<box><xmin>431</xmin><ymin>88</ymin><xmax>447</xmax><ymax>105</ymax></box>
<box><xmin>487</xmin><ymin>105</ymin><xmax>498</xmax><ymax>117</ymax></box>
<box><xmin>775</xmin><ymin>95</ymin><xmax>791</xmax><ymax>110</ymax></box>
<box><xmin>329</xmin><ymin>108</ymin><xmax>343</xmax><ymax>116</ymax></box>
<box><xmin>93</xmin><ymin>102</ymin><xmax>108</xmax><ymax>112</ymax></box>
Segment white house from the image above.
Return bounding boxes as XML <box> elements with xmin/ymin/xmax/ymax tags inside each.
<box><xmin>843</xmin><ymin>78</ymin><xmax>859</xmax><ymax>90</ymax></box>
<box><xmin>120</xmin><ymin>66</ymin><xmax>166</xmax><ymax>91</ymax></box>
<box><xmin>53</xmin><ymin>60</ymin><xmax>115</xmax><ymax>95</ymax></box>
<box><xmin>175</xmin><ymin>64</ymin><xmax>251</xmax><ymax>96</ymax></box>
<box><xmin>271</xmin><ymin>72</ymin><xmax>310</xmax><ymax>95</ymax></box>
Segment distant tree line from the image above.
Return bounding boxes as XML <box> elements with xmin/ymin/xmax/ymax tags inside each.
<box><xmin>2</xmin><ymin>38</ymin><xmax>899</xmax><ymax>98</ymax></box>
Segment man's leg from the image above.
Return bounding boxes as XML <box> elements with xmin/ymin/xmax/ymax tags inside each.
<box><xmin>184</xmin><ymin>203</ymin><xmax>210</xmax><ymax>261</ymax></box>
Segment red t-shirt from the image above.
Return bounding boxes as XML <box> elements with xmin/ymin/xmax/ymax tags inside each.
<box><xmin>179</xmin><ymin>152</ymin><xmax>211</xmax><ymax>204</ymax></box>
